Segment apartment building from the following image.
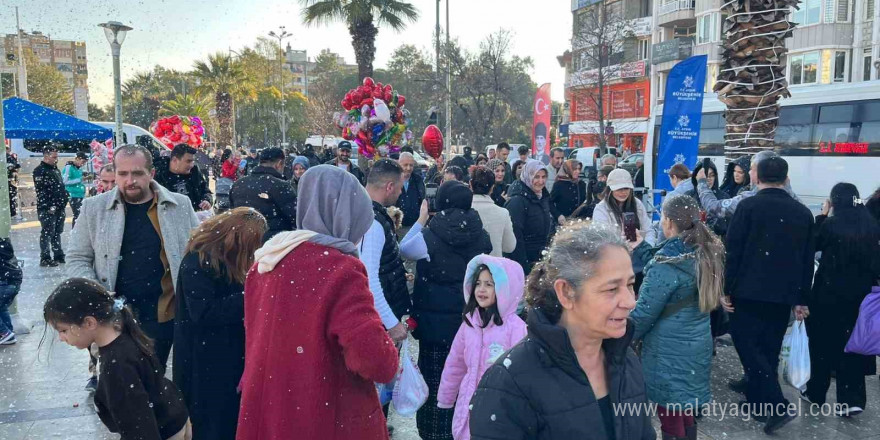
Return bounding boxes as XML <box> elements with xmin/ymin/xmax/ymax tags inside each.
<box><xmin>283</xmin><ymin>46</ymin><xmax>355</xmax><ymax>97</ymax></box>
<box><xmin>560</xmin><ymin>0</ymin><xmax>655</xmax><ymax>153</ymax></box>
<box><xmin>3</xmin><ymin>30</ymin><xmax>89</xmax><ymax>118</ymax></box>
<box><xmin>650</xmin><ymin>0</ymin><xmax>879</xmax><ymax>105</ymax></box>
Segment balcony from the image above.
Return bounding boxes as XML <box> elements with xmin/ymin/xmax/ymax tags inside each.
<box><xmin>658</xmin><ymin>0</ymin><xmax>696</xmax><ymax>26</ymax></box>
<box><xmin>651</xmin><ymin>37</ymin><xmax>694</xmax><ymax>65</ymax></box>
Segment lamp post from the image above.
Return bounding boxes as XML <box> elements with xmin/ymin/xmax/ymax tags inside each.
<box><xmin>99</xmin><ymin>21</ymin><xmax>132</xmax><ymax>148</ymax></box>
<box><xmin>269</xmin><ymin>26</ymin><xmax>291</xmax><ymax>147</ymax></box>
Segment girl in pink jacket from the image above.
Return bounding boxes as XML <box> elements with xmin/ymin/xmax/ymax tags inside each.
<box><xmin>437</xmin><ymin>254</ymin><xmax>528</xmax><ymax>440</ymax></box>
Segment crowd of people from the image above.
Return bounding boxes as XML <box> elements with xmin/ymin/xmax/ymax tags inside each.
<box><xmin>2</xmin><ymin>139</ymin><xmax>877</xmax><ymax>440</ymax></box>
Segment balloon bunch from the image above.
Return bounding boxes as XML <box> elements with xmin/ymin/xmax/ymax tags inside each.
<box><xmin>150</xmin><ymin>115</ymin><xmax>206</xmax><ymax>148</ymax></box>
<box><xmin>336</xmin><ymin>77</ymin><xmax>413</xmax><ymax>160</ymax></box>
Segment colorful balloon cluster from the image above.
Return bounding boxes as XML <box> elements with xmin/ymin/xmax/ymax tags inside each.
<box><xmin>337</xmin><ymin>77</ymin><xmax>412</xmax><ymax>160</ymax></box>
<box><xmin>150</xmin><ymin>115</ymin><xmax>206</xmax><ymax>148</ymax></box>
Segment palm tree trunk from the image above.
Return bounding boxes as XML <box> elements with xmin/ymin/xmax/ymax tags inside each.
<box><xmin>216</xmin><ymin>91</ymin><xmax>234</xmax><ymax>147</ymax></box>
<box><xmin>715</xmin><ymin>0</ymin><xmax>798</xmax><ymax>162</ymax></box>
<box><xmin>349</xmin><ymin>19</ymin><xmax>378</xmax><ymax>80</ymax></box>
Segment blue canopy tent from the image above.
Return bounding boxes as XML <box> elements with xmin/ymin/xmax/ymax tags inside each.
<box><xmin>2</xmin><ymin>97</ymin><xmax>112</xmax><ymax>140</ymax></box>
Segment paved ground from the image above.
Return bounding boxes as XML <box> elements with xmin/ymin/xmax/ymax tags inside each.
<box><xmin>1</xmin><ymin>182</ymin><xmax>879</xmax><ymax>439</ymax></box>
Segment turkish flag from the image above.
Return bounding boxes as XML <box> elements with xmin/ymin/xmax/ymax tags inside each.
<box><xmin>532</xmin><ymin>83</ymin><xmax>551</xmax><ymax>156</ymax></box>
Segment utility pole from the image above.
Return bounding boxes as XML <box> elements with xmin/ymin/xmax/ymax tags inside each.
<box><xmin>445</xmin><ymin>0</ymin><xmax>452</xmax><ymax>156</ymax></box>
<box><xmin>435</xmin><ymin>0</ymin><xmax>441</xmax><ymax>74</ymax></box>
<box><xmin>15</xmin><ymin>7</ymin><xmax>28</xmax><ymax>100</ymax></box>
<box><xmin>269</xmin><ymin>27</ymin><xmax>291</xmax><ymax>147</ymax></box>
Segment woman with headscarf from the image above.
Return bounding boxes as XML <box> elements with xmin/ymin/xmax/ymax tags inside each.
<box><xmin>549</xmin><ymin>159</ymin><xmax>587</xmax><ymax>225</ymax></box>
<box><xmin>718</xmin><ymin>156</ymin><xmax>751</xmax><ymax>198</ymax></box>
<box><xmin>289</xmin><ymin>156</ymin><xmax>310</xmax><ymax>197</ymax></box>
<box><xmin>402</xmin><ymin>180</ymin><xmax>492</xmax><ymax>440</ymax></box>
<box><xmin>504</xmin><ymin>161</ymin><xmax>552</xmax><ymax>275</ymax></box>
<box><xmin>486</xmin><ymin>159</ymin><xmax>508</xmax><ymax>207</ymax></box>
<box><xmin>236</xmin><ymin>165</ymin><xmax>399</xmax><ymax>440</ymax></box>
<box><xmin>686</xmin><ymin>158</ymin><xmax>730</xmax><ymax>236</ymax></box>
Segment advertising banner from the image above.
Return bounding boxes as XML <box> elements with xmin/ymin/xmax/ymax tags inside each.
<box><xmin>655</xmin><ymin>55</ymin><xmax>708</xmax><ymax>206</ymax></box>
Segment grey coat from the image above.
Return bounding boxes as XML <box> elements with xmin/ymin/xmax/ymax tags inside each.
<box><xmin>67</xmin><ymin>182</ymin><xmax>200</xmax><ymax>293</ymax></box>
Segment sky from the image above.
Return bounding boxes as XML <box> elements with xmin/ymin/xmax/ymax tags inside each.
<box><xmin>1</xmin><ymin>0</ymin><xmax>572</xmax><ymax>108</ymax></box>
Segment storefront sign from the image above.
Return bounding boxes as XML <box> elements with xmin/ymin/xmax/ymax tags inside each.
<box><xmin>818</xmin><ymin>142</ymin><xmax>869</xmax><ymax>154</ymax></box>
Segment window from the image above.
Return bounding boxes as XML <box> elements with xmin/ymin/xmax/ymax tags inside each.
<box><xmin>674</xmin><ymin>26</ymin><xmax>696</xmax><ymax>38</ymax></box>
<box><xmin>837</xmin><ymin>0</ymin><xmax>850</xmax><ymax>21</ymax></box>
<box><xmin>790</xmin><ymin>51</ymin><xmax>820</xmax><ymax>85</ymax></box>
<box><xmin>864</xmin><ymin>49</ymin><xmax>873</xmax><ymax>81</ymax></box>
<box><xmin>867</xmin><ymin>0</ymin><xmax>875</xmax><ymax>19</ymax></box>
<box><xmin>833</xmin><ymin>50</ymin><xmax>847</xmax><ymax>82</ymax></box>
<box><xmin>819</xmin><ymin>104</ymin><xmax>855</xmax><ymax>123</ymax></box>
<box><xmin>793</xmin><ymin>0</ymin><xmax>821</xmax><ymax>24</ymax></box>
<box><xmin>638</xmin><ymin>39</ymin><xmax>650</xmax><ymax>60</ymax></box>
<box><xmin>697</xmin><ymin>14</ymin><xmax>717</xmax><ymax>44</ymax></box>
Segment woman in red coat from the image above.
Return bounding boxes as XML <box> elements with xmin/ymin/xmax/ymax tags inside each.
<box><xmin>236</xmin><ymin>165</ymin><xmax>399</xmax><ymax>440</ymax></box>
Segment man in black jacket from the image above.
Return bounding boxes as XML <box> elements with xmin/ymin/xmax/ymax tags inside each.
<box><xmin>325</xmin><ymin>141</ymin><xmax>365</xmax><ymax>185</ymax></box>
<box><xmin>229</xmin><ymin>147</ymin><xmax>297</xmax><ymax>241</ymax></box>
<box><xmin>33</xmin><ymin>146</ymin><xmax>69</xmax><ymax>267</ymax></box>
<box><xmin>724</xmin><ymin>156</ymin><xmax>813</xmax><ymax>434</ymax></box>
<box><xmin>6</xmin><ymin>145</ymin><xmax>20</xmax><ymax>217</ymax></box>
<box><xmin>154</xmin><ymin>144</ymin><xmax>213</xmax><ymax>211</ymax></box>
<box><xmin>394</xmin><ymin>152</ymin><xmax>425</xmax><ymax>232</ymax></box>
<box><xmin>496</xmin><ymin>142</ymin><xmax>514</xmax><ymax>184</ymax></box>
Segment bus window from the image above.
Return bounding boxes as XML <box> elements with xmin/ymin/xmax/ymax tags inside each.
<box><xmin>776</xmin><ymin>124</ymin><xmax>812</xmax><ymax>155</ymax></box>
<box><xmin>699</xmin><ymin>128</ymin><xmax>725</xmax><ymax>156</ymax></box>
<box><xmin>857</xmin><ymin>122</ymin><xmax>880</xmax><ymax>156</ymax></box>
<box><xmin>779</xmin><ymin>105</ymin><xmax>814</xmax><ymax>125</ymax></box>
<box><xmin>818</xmin><ymin>104</ymin><xmax>855</xmax><ymax>123</ymax></box>
<box><xmin>859</xmin><ymin>102</ymin><xmax>880</xmax><ymax>121</ymax></box>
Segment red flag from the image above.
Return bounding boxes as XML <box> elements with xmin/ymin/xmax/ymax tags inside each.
<box><xmin>532</xmin><ymin>83</ymin><xmax>551</xmax><ymax>156</ymax></box>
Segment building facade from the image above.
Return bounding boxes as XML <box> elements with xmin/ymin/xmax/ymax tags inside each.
<box><xmin>283</xmin><ymin>45</ymin><xmax>354</xmax><ymax>97</ymax></box>
<box><xmin>650</xmin><ymin>0</ymin><xmax>879</xmax><ymax>106</ymax></box>
<box><xmin>3</xmin><ymin>31</ymin><xmax>89</xmax><ymax>118</ymax></box>
<box><xmin>560</xmin><ymin>0</ymin><xmax>654</xmax><ymax>153</ymax></box>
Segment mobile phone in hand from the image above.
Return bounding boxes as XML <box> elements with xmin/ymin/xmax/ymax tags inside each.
<box><xmin>623</xmin><ymin>212</ymin><xmax>637</xmax><ymax>242</ymax></box>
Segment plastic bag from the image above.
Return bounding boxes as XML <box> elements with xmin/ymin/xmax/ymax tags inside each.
<box><xmin>392</xmin><ymin>342</ymin><xmax>428</xmax><ymax>417</ymax></box>
<box><xmin>845</xmin><ymin>287</ymin><xmax>880</xmax><ymax>355</ymax></box>
<box><xmin>376</xmin><ymin>379</ymin><xmax>396</xmax><ymax>406</ymax></box>
<box><xmin>781</xmin><ymin>320</ymin><xmax>810</xmax><ymax>391</ymax></box>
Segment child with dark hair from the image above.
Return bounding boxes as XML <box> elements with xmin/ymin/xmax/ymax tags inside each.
<box><xmin>43</xmin><ymin>278</ymin><xmax>191</xmax><ymax>440</ymax></box>
<box><xmin>436</xmin><ymin>255</ymin><xmax>527</xmax><ymax>440</ymax></box>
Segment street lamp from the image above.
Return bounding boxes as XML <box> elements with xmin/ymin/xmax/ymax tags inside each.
<box><xmin>269</xmin><ymin>26</ymin><xmax>291</xmax><ymax>147</ymax></box>
<box><xmin>98</xmin><ymin>21</ymin><xmax>132</xmax><ymax>148</ymax></box>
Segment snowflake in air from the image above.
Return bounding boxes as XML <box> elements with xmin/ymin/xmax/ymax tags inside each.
<box><xmin>678</xmin><ymin>115</ymin><xmax>690</xmax><ymax>128</ymax></box>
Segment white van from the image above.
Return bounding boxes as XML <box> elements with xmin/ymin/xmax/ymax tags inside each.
<box><xmin>11</xmin><ymin>122</ymin><xmax>169</xmax><ymax>174</ymax></box>
<box><xmin>570</xmin><ymin>146</ymin><xmax>620</xmax><ymax>177</ymax></box>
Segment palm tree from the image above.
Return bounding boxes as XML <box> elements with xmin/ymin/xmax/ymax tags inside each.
<box><xmin>122</xmin><ymin>71</ymin><xmax>175</xmax><ymax>128</ymax></box>
<box><xmin>715</xmin><ymin>0</ymin><xmax>798</xmax><ymax>161</ymax></box>
<box><xmin>159</xmin><ymin>92</ymin><xmax>212</xmax><ymax>120</ymax></box>
<box><xmin>192</xmin><ymin>53</ymin><xmax>254</xmax><ymax>147</ymax></box>
<box><xmin>300</xmin><ymin>0</ymin><xmax>419</xmax><ymax>80</ymax></box>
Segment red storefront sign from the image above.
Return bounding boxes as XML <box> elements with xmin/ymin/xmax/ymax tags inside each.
<box><xmin>570</xmin><ymin>80</ymin><xmax>650</xmax><ymax>122</ymax></box>
<box><xmin>818</xmin><ymin>142</ymin><xmax>869</xmax><ymax>154</ymax></box>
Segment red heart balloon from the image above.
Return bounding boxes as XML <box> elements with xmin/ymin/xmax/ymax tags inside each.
<box><xmin>398</xmin><ymin>95</ymin><xmax>406</xmax><ymax>107</ymax></box>
<box><xmin>384</xmin><ymin>84</ymin><xmax>393</xmax><ymax>94</ymax></box>
<box><xmin>384</xmin><ymin>92</ymin><xmax>393</xmax><ymax>102</ymax></box>
<box><xmin>422</xmin><ymin>125</ymin><xmax>443</xmax><ymax>159</ymax></box>
<box><xmin>363</xmin><ymin>77</ymin><xmax>375</xmax><ymax>88</ymax></box>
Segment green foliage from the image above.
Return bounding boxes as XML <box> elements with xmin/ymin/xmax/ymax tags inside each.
<box><xmin>23</xmin><ymin>49</ymin><xmax>74</xmax><ymax>114</ymax></box>
<box><xmin>87</xmin><ymin>103</ymin><xmax>108</xmax><ymax>121</ymax></box>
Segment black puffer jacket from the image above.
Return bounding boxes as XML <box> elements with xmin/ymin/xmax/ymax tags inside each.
<box><xmin>229</xmin><ymin>166</ymin><xmax>297</xmax><ymax>240</ymax></box>
<box><xmin>33</xmin><ymin>161</ymin><xmax>69</xmax><ymax>211</ymax></box>
<box><xmin>470</xmin><ymin>308</ymin><xmax>656</xmax><ymax>440</ymax></box>
<box><xmin>412</xmin><ymin>185</ymin><xmax>492</xmax><ymax>344</ymax></box>
<box><xmin>504</xmin><ymin>180</ymin><xmax>552</xmax><ymax>274</ymax></box>
<box><xmin>372</xmin><ymin>202</ymin><xmax>412</xmax><ymax>319</ymax></box>
<box><xmin>0</xmin><ymin>238</ymin><xmax>22</xmax><ymax>284</ymax></box>
<box><xmin>550</xmin><ymin>179</ymin><xmax>587</xmax><ymax>220</ymax></box>
<box><xmin>719</xmin><ymin>156</ymin><xmax>751</xmax><ymax>198</ymax></box>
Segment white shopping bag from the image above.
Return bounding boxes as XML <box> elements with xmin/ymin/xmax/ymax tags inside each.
<box><xmin>392</xmin><ymin>342</ymin><xmax>429</xmax><ymax>417</ymax></box>
<box><xmin>781</xmin><ymin>320</ymin><xmax>810</xmax><ymax>391</ymax></box>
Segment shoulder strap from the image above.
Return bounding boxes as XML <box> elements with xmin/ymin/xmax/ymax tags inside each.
<box><xmin>659</xmin><ymin>295</ymin><xmax>699</xmax><ymax>320</ymax></box>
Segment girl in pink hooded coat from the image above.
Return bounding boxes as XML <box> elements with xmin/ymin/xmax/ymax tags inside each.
<box><xmin>437</xmin><ymin>254</ymin><xmax>528</xmax><ymax>440</ymax></box>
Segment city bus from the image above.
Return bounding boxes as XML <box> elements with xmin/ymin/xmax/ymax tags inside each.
<box><xmin>645</xmin><ymin>81</ymin><xmax>880</xmax><ymax>211</ymax></box>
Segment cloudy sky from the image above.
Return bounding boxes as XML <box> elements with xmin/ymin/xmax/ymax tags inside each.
<box><xmin>2</xmin><ymin>0</ymin><xmax>572</xmax><ymax>107</ymax></box>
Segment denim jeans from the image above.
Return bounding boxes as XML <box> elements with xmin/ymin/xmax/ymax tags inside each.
<box><xmin>0</xmin><ymin>282</ymin><xmax>21</xmax><ymax>334</ymax></box>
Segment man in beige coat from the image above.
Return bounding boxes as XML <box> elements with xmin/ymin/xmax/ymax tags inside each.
<box><xmin>67</xmin><ymin>145</ymin><xmax>199</xmax><ymax>388</ymax></box>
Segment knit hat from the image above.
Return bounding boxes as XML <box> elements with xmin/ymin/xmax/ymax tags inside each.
<box><xmin>292</xmin><ymin>156</ymin><xmax>310</xmax><ymax>171</ymax></box>
<box><xmin>607</xmin><ymin>168</ymin><xmax>634</xmax><ymax>191</ymax></box>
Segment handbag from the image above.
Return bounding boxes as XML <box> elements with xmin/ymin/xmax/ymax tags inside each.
<box><xmin>844</xmin><ymin>286</ymin><xmax>880</xmax><ymax>355</ymax></box>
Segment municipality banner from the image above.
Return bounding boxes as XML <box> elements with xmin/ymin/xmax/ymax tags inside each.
<box><xmin>655</xmin><ymin>55</ymin><xmax>707</xmax><ymax>208</ymax></box>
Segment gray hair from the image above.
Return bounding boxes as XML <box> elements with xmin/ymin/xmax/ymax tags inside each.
<box><xmin>601</xmin><ymin>153</ymin><xmax>617</xmax><ymax>165</ymax></box>
<box><xmin>751</xmin><ymin>150</ymin><xmax>777</xmax><ymax>167</ymax></box>
<box><xmin>398</xmin><ymin>152</ymin><xmax>415</xmax><ymax>162</ymax></box>
<box><xmin>526</xmin><ymin>221</ymin><xmax>629</xmax><ymax>324</ymax></box>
